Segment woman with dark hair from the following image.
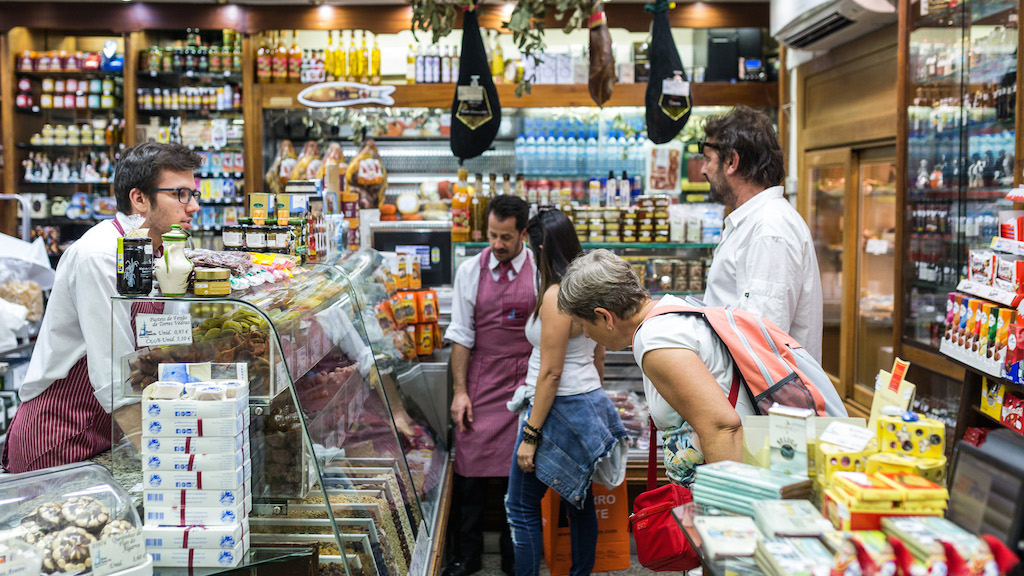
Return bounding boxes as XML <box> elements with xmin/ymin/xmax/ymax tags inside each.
<box><xmin>504</xmin><ymin>209</ymin><xmax>628</xmax><ymax>576</ymax></box>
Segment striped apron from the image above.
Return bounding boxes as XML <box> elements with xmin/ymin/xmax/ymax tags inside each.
<box><xmin>2</xmin><ymin>219</ymin><xmax>163</xmax><ymax>473</ymax></box>
<box><xmin>453</xmin><ymin>247</ymin><xmax>535</xmax><ymax>478</ymax></box>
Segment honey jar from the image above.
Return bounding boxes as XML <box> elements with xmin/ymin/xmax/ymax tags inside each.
<box><xmin>193</xmin><ymin>267</ymin><xmax>231</xmax><ymax>297</ymax></box>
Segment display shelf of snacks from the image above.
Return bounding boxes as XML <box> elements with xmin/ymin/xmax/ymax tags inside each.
<box><xmin>939</xmin><ymin>339</ymin><xmax>1005</xmax><ymax>379</ymax></box>
<box><xmin>109</xmin><ymin>245</ymin><xmax>449</xmax><ymax>576</ymax></box>
<box><xmin>955</xmin><ymin>279</ymin><xmax>1024</xmax><ymax>309</ymax></box>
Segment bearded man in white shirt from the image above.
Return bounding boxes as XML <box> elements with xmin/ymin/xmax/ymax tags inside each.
<box><xmin>699</xmin><ymin>106</ymin><xmax>824</xmax><ymax>362</ymax></box>
<box><xmin>2</xmin><ymin>142</ymin><xmax>202</xmax><ymax>473</ymax></box>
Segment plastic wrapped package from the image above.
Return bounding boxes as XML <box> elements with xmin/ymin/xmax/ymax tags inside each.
<box><xmin>0</xmin><ymin>462</ymin><xmax>151</xmax><ymax>576</ymax></box>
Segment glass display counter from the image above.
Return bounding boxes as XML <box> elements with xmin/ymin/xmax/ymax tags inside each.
<box><xmin>109</xmin><ymin>249</ymin><xmax>449</xmax><ymax>576</ymax></box>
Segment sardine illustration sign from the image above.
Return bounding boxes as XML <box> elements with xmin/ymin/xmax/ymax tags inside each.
<box><xmin>297</xmin><ymin>81</ymin><xmax>396</xmax><ymax>108</ymax></box>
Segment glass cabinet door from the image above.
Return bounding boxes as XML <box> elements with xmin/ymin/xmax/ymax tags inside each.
<box><xmin>854</xmin><ymin>153</ymin><xmax>897</xmax><ymax>396</ymax></box>
<box><xmin>807</xmin><ymin>149</ymin><xmax>850</xmax><ymax>381</ymax></box>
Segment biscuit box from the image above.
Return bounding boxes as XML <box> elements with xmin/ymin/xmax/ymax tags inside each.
<box><xmin>968</xmin><ymin>249</ymin><xmax>997</xmax><ymax>286</ymax></box>
<box><xmin>865</xmin><ymin>452</ymin><xmax>948</xmax><ymax>484</ymax></box>
<box><xmin>944</xmin><ymin>293</ymin><xmax>960</xmax><ymax>342</ymax></box>
<box><xmin>877</xmin><ymin>414</ymin><xmax>945</xmax><ymax>459</ymax></box>
<box><xmin>142</xmin><ymin>451</ymin><xmax>246</xmax><ymax>472</ymax></box>
<box><xmin>817</xmin><ymin>442</ymin><xmax>872</xmax><ymax>482</ymax></box>
<box><xmin>144</xmin><ymin>485</ymin><xmax>249</xmax><ymax>509</ymax></box>
<box><xmin>144</xmin><ymin>466</ymin><xmax>246</xmax><ymax>491</ymax></box>
<box><xmin>142</xmin><ymin>394</ymin><xmax>248</xmax><ymax>421</ymax></box>
<box><xmin>144</xmin><ymin>499</ymin><xmax>246</xmax><ymax>526</ymax></box>
<box><xmin>149</xmin><ymin>538</ymin><xmax>245</xmax><ymax>567</ymax></box>
<box><xmin>1001</xmin><ymin>391</ymin><xmax>1024</xmax><ymax>434</ymax></box>
<box><xmin>1007</xmin><ymin>323</ymin><xmax>1024</xmax><ymax>376</ymax></box>
<box><xmin>964</xmin><ymin>298</ymin><xmax>979</xmax><ymax>350</ymax></box>
<box><xmin>143</xmin><ymin>523</ymin><xmax>248</xmax><ymax>550</ymax></box>
<box><xmin>143</xmin><ymin>432</ymin><xmax>246</xmax><ymax>455</ymax></box>
<box><xmin>978</xmin><ymin>303</ymin><xmax>995</xmax><ymax>356</ymax></box>
<box><xmin>995</xmin><ymin>308</ymin><xmax>1017</xmax><ymax>363</ymax></box>
<box><xmin>958</xmin><ymin>296</ymin><xmax>972</xmax><ymax>348</ymax></box>
<box><xmin>143</xmin><ymin>412</ymin><xmax>245</xmax><ymax>438</ymax></box>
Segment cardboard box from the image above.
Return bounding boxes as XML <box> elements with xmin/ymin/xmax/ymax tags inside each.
<box><xmin>144</xmin><ymin>484</ymin><xmax>249</xmax><ymax>509</ymax></box>
<box><xmin>877</xmin><ymin>415</ymin><xmax>945</xmax><ymax>459</ymax></box>
<box><xmin>143</xmin><ymin>523</ymin><xmax>247</xmax><ymax>550</ymax></box>
<box><xmin>145</xmin><ymin>499</ymin><xmax>246</xmax><ymax>526</ymax></box>
<box><xmin>144</xmin><ymin>466</ymin><xmax>246</xmax><ymax>491</ymax></box>
<box><xmin>968</xmin><ymin>249</ymin><xmax>997</xmax><ymax>286</ymax></box>
<box><xmin>143</xmin><ymin>432</ymin><xmax>246</xmax><ymax>454</ymax></box>
<box><xmin>769</xmin><ymin>404</ymin><xmax>814</xmax><ymax>476</ymax></box>
<box><xmin>143</xmin><ymin>413</ymin><xmax>246</xmax><ymax>438</ymax></box>
<box><xmin>142</xmin><ymin>394</ymin><xmax>248</xmax><ymax>421</ymax></box>
<box><xmin>150</xmin><ymin>538</ymin><xmax>245</xmax><ymax>567</ymax></box>
<box><xmin>142</xmin><ymin>451</ymin><xmax>246</xmax><ymax>472</ymax></box>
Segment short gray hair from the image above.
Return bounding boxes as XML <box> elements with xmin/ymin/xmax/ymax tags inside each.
<box><xmin>557</xmin><ymin>249</ymin><xmax>649</xmax><ymax>322</ymax></box>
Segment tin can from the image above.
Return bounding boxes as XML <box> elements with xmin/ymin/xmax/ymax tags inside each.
<box><xmin>117</xmin><ymin>236</ymin><xmax>153</xmax><ymax>295</ymax></box>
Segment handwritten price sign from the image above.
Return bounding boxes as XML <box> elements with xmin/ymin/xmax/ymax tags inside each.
<box><xmin>136</xmin><ymin>314</ymin><xmax>193</xmax><ymax>347</ymax></box>
<box><xmin>90</xmin><ymin>529</ymin><xmax>147</xmax><ymax>576</ymax></box>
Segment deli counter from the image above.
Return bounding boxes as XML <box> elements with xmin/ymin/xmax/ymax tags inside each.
<box><xmin>107</xmin><ymin>247</ymin><xmax>451</xmax><ymax>576</ymax></box>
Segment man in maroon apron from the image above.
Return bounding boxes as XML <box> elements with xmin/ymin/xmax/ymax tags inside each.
<box><xmin>445</xmin><ymin>196</ymin><xmax>534</xmax><ymax>576</ymax></box>
<box><xmin>2</xmin><ymin>142</ymin><xmax>202</xmax><ymax>473</ymax></box>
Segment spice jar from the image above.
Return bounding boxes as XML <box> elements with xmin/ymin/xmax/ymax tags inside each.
<box><xmin>222</xmin><ymin>224</ymin><xmax>244</xmax><ymax>250</ymax></box>
<box><xmin>266</xmin><ymin>226</ymin><xmax>292</xmax><ymax>253</ymax></box>
<box><xmin>244</xmin><ymin>225</ymin><xmax>267</xmax><ymax>251</ymax></box>
<box><xmin>193</xmin><ymin>267</ymin><xmax>231</xmax><ymax>297</ymax></box>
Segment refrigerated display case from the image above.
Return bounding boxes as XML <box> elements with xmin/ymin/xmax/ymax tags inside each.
<box><xmin>806</xmin><ymin>149</ymin><xmax>849</xmax><ymax>382</ymax></box>
<box><xmin>902</xmin><ymin>0</ymin><xmax>1016</xmax><ymax>354</ymax></box>
<box><xmin>806</xmin><ymin>146</ymin><xmax>896</xmax><ymax>410</ymax></box>
<box><xmin>110</xmin><ymin>250</ymin><xmax>449</xmax><ymax>576</ymax></box>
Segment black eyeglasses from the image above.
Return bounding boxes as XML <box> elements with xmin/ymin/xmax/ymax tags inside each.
<box><xmin>154</xmin><ymin>187</ymin><xmax>202</xmax><ymax>205</ymax></box>
<box><xmin>697</xmin><ymin>139</ymin><xmax>721</xmax><ymax>156</ymax></box>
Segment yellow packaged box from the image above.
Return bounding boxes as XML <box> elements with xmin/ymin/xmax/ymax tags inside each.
<box><xmin>877</xmin><ymin>414</ymin><xmax>945</xmax><ymax>459</ymax></box>
<box><xmin>980</xmin><ymin>377</ymin><xmax>1005</xmax><ymax>422</ymax></box>
<box><xmin>875</xmin><ymin>472</ymin><xmax>949</xmax><ymax>502</ymax></box>
<box><xmin>865</xmin><ymin>452</ymin><xmax>947</xmax><ymax>484</ymax></box>
<box><xmin>830</xmin><ymin>472</ymin><xmax>903</xmax><ymax>502</ymax></box>
<box><xmin>818</xmin><ymin>442</ymin><xmax>873</xmax><ymax>482</ymax></box>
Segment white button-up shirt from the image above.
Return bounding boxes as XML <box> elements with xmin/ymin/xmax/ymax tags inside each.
<box><xmin>704</xmin><ymin>186</ymin><xmax>824</xmax><ymax>362</ymax></box>
<box><xmin>445</xmin><ymin>247</ymin><xmax>536</xmax><ymax>350</ymax></box>
<box><xmin>19</xmin><ymin>213</ymin><xmax>143</xmax><ymax>412</ymax></box>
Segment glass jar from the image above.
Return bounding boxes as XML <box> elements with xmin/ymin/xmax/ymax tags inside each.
<box><xmin>100</xmin><ymin>90</ymin><xmax>115</xmax><ymax>109</ymax></box>
<box><xmin>66</xmin><ymin>78</ymin><xmax>78</xmax><ymax>93</ymax></box>
<box><xmin>63</xmin><ymin>94</ymin><xmax>75</xmax><ymax>109</ymax></box>
<box><xmin>267</xmin><ymin>226</ymin><xmax>292</xmax><ymax>253</ymax></box>
<box><xmin>87</xmin><ymin>93</ymin><xmax>101</xmax><ymax>109</ymax></box>
<box><xmin>101</xmin><ymin>78</ymin><xmax>114</xmax><ymax>93</ymax></box>
<box><xmin>89</xmin><ymin>78</ymin><xmax>102</xmax><ymax>94</ymax></box>
<box><xmin>54</xmin><ymin>78</ymin><xmax>65</xmax><ymax>93</ymax></box>
<box><xmin>41</xmin><ymin>77</ymin><xmax>54</xmax><ymax>92</ymax></box>
<box><xmin>222</xmin><ymin>224</ymin><xmax>245</xmax><ymax>250</ymax></box>
<box><xmin>193</xmin><ymin>267</ymin><xmax>231</xmax><ymax>297</ymax></box>
<box><xmin>17</xmin><ymin>77</ymin><xmax>31</xmax><ymax>92</ymax></box>
<box><xmin>75</xmin><ymin>92</ymin><xmax>87</xmax><ymax>109</ymax></box>
<box><xmin>244</xmin><ymin>225</ymin><xmax>267</xmax><ymax>251</ymax></box>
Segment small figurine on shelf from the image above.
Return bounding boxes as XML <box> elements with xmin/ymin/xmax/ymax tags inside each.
<box><xmin>1003</xmin><ymin>151</ymin><xmax>1015</xmax><ymax>186</ymax></box>
<box><xmin>22</xmin><ymin>154</ymin><xmax>35</xmax><ymax>183</ymax></box>
<box><xmin>54</xmin><ymin>158</ymin><xmax>70</xmax><ymax>183</ymax></box>
<box><xmin>915</xmin><ymin>159</ymin><xmax>929</xmax><ymax>189</ymax></box>
<box><xmin>968</xmin><ymin>153</ymin><xmax>984</xmax><ymax>188</ymax></box>
<box><xmin>37</xmin><ymin>155</ymin><xmax>52</xmax><ymax>183</ymax></box>
<box><xmin>929</xmin><ymin>158</ymin><xmax>944</xmax><ymax>189</ymax></box>
<box><xmin>98</xmin><ymin>152</ymin><xmax>112</xmax><ymax>179</ymax></box>
<box><xmin>983</xmin><ymin>150</ymin><xmax>996</xmax><ymax>187</ymax></box>
<box><xmin>82</xmin><ymin>163</ymin><xmax>100</xmax><ymax>183</ymax></box>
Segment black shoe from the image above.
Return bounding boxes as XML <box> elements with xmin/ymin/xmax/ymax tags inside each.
<box><xmin>442</xmin><ymin>558</ymin><xmax>482</xmax><ymax>576</ymax></box>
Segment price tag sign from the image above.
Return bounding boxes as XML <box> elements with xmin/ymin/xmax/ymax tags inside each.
<box><xmin>456</xmin><ymin>85</ymin><xmax>484</xmax><ymax>102</ymax></box>
<box><xmin>90</xmin><ymin>529</ymin><xmax>146</xmax><ymax>576</ymax></box>
<box><xmin>136</xmin><ymin>314</ymin><xmax>193</xmax><ymax>347</ymax></box>
<box><xmin>819</xmin><ymin>421</ymin><xmax>875</xmax><ymax>452</ymax></box>
<box><xmin>865</xmin><ymin>238</ymin><xmax>889</xmax><ymax>255</ymax></box>
<box><xmin>662</xmin><ymin>78</ymin><xmax>690</xmax><ymax>97</ymax></box>
<box><xmin>0</xmin><ymin>556</ymin><xmax>42</xmax><ymax>576</ymax></box>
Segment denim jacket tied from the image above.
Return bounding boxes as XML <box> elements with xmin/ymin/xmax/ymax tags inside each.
<box><xmin>509</xmin><ymin>386</ymin><xmax>630</xmax><ymax>509</ymax></box>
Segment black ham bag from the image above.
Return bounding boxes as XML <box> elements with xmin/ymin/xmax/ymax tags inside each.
<box><xmin>645</xmin><ymin>0</ymin><xmax>691</xmax><ymax>144</ymax></box>
<box><xmin>451</xmin><ymin>6</ymin><xmax>501</xmax><ymax>160</ymax></box>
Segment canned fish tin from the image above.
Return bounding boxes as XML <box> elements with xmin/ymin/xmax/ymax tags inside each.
<box><xmin>117</xmin><ymin>236</ymin><xmax>153</xmax><ymax>295</ymax></box>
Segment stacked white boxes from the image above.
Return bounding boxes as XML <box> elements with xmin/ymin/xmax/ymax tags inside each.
<box><xmin>140</xmin><ymin>368</ymin><xmax>252</xmax><ymax>569</ymax></box>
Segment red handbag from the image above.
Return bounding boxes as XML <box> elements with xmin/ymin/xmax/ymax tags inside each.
<box><xmin>628</xmin><ymin>419</ymin><xmax>701</xmax><ymax>572</ymax></box>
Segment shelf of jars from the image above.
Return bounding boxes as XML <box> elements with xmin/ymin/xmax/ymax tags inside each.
<box><xmin>257</xmin><ymin>81</ymin><xmax>779</xmax><ymax>110</ymax></box>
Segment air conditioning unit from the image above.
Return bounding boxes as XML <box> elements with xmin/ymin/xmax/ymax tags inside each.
<box><xmin>771</xmin><ymin>0</ymin><xmax>897</xmax><ymax>52</ymax></box>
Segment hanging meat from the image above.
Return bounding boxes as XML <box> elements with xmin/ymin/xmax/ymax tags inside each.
<box><xmin>450</xmin><ymin>4</ymin><xmax>501</xmax><ymax>160</ymax></box>
<box><xmin>645</xmin><ymin>0</ymin><xmax>691</xmax><ymax>144</ymax></box>
<box><xmin>345</xmin><ymin>139</ymin><xmax>388</xmax><ymax>209</ymax></box>
<box><xmin>265</xmin><ymin>140</ymin><xmax>296</xmax><ymax>195</ymax></box>
<box><xmin>588</xmin><ymin>0</ymin><xmax>615</xmax><ymax>107</ymax></box>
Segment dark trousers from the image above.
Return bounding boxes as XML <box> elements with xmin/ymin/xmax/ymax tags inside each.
<box><xmin>449</xmin><ymin>474</ymin><xmax>514</xmax><ymax>565</ymax></box>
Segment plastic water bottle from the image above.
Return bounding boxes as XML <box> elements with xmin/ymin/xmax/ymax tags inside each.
<box><xmin>524</xmin><ymin>124</ymin><xmax>537</xmax><ymax>176</ymax></box>
<box><xmin>541</xmin><ymin>124</ymin><xmax>556</xmax><ymax>176</ymax></box>
<box><xmin>515</xmin><ymin>121</ymin><xmax>528</xmax><ymax>175</ymax></box>
<box><xmin>555</xmin><ymin>129</ymin><xmax>568</xmax><ymax>177</ymax></box>
<box><xmin>585</xmin><ymin>129</ymin><xmax>598</xmax><ymax>178</ymax></box>
<box><xmin>565</xmin><ymin>130</ymin><xmax>579</xmax><ymax>178</ymax></box>
<box><xmin>615</xmin><ymin>130</ymin><xmax>629</xmax><ymax>174</ymax></box>
<box><xmin>602</xmin><ymin>130</ymin><xmax>619</xmax><ymax>176</ymax></box>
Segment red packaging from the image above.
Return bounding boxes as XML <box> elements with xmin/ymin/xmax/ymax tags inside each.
<box><xmin>1007</xmin><ymin>323</ymin><xmax>1024</xmax><ymax>374</ymax></box>
<box><xmin>1000</xmin><ymin>392</ymin><xmax>1024</xmax><ymax>434</ymax></box>
<box><xmin>417</xmin><ymin>290</ymin><xmax>438</xmax><ymax>324</ymax></box>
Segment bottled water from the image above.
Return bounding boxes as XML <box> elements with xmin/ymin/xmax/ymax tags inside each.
<box><xmin>524</xmin><ymin>122</ymin><xmax>537</xmax><ymax>176</ymax></box>
<box><xmin>515</xmin><ymin>120</ymin><xmax>528</xmax><ymax>175</ymax></box>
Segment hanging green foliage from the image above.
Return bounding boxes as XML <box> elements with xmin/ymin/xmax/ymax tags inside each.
<box><xmin>410</xmin><ymin>0</ymin><xmax>594</xmax><ymax>95</ymax></box>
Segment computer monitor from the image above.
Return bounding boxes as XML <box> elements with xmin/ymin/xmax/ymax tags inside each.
<box><xmin>370</xmin><ymin>222</ymin><xmax>453</xmax><ymax>288</ymax></box>
<box><xmin>947</xmin><ymin>430</ymin><xmax>1024</xmax><ymax>552</ymax></box>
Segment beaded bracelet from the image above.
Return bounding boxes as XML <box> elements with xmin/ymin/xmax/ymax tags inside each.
<box><xmin>521</xmin><ymin>428</ymin><xmax>540</xmax><ymax>446</ymax></box>
<box><xmin>524</xmin><ymin>422</ymin><xmax>542</xmax><ymax>435</ymax></box>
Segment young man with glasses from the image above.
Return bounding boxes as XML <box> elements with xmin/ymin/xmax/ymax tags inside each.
<box><xmin>698</xmin><ymin>106</ymin><xmax>823</xmax><ymax>362</ymax></box>
<box><xmin>2</xmin><ymin>142</ymin><xmax>202</xmax><ymax>473</ymax></box>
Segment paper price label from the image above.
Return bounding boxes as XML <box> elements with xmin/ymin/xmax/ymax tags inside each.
<box><xmin>819</xmin><ymin>421</ymin><xmax>875</xmax><ymax>452</ymax></box>
<box><xmin>457</xmin><ymin>85</ymin><xmax>484</xmax><ymax>102</ymax></box>
<box><xmin>866</xmin><ymin>238</ymin><xmax>889</xmax><ymax>255</ymax></box>
<box><xmin>136</xmin><ymin>314</ymin><xmax>193</xmax><ymax>347</ymax></box>
<box><xmin>0</xmin><ymin>557</ymin><xmax>42</xmax><ymax>576</ymax></box>
<box><xmin>90</xmin><ymin>529</ymin><xmax>146</xmax><ymax>576</ymax></box>
<box><xmin>662</xmin><ymin>79</ymin><xmax>690</xmax><ymax>97</ymax></box>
